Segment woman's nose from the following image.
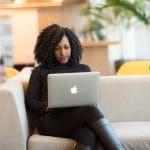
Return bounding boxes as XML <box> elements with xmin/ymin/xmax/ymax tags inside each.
<box><xmin>60</xmin><ymin>49</ymin><xmax>65</xmax><ymax>55</ymax></box>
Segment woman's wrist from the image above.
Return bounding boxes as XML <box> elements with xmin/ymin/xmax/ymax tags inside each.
<box><xmin>45</xmin><ymin>107</ymin><xmax>50</xmax><ymax>112</ymax></box>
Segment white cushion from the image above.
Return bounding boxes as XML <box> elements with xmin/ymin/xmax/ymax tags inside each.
<box><xmin>112</xmin><ymin>121</ymin><xmax>150</xmax><ymax>150</ymax></box>
<box><xmin>28</xmin><ymin>132</ymin><xmax>76</xmax><ymax>150</ymax></box>
<box><xmin>100</xmin><ymin>76</ymin><xmax>150</xmax><ymax>122</ymax></box>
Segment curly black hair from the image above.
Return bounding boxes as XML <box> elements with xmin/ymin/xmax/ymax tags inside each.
<box><xmin>34</xmin><ymin>24</ymin><xmax>83</xmax><ymax>68</ymax></box>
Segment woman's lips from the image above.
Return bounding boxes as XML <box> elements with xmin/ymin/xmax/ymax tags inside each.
<box><xmin>59</xmin><ymin>57</ymin><xmax>68</xmax><ymax>61</ymax></box>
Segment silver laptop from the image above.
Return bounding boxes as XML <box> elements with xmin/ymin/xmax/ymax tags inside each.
<box><xmin>47</xmin><ymin>72</ymin><xmax>100</xmax><ymax>108</ymax></box>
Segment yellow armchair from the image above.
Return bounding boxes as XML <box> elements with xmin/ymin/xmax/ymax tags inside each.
<box><xmin>116</xmin><ymin>61</ymin><xmax>150</xmax><ymax>75</ymax></box>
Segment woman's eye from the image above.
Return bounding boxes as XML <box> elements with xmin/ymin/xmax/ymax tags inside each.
<box><xmin>65</xmin><ymin>46</ymin><xmax>69</xmax><ymax>49</ymax></box>
<box><xmin>55</xmin><ymin>47</ymin><xmax>59</xmax><ymax>51</ymax></box>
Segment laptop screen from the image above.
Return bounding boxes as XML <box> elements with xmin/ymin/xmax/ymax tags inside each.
<box><xmin>47</xmin><ymin>72</ymin><xmax>100</xmax><ymax>108</ymax></box>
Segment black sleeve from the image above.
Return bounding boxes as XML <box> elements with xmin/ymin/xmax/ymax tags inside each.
<box><xmin>25</xmin><ymin>68</ymin><xmax>47</xmax><ymax>116</ymax></box>
<box><xmin>82</xmin><ymin>64</ymin><xmax>92</xmax><ymax>72</ymax></box>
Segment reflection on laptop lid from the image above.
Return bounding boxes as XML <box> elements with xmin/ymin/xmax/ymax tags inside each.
<box><xmin>47</xmin><ymin>72</ymin><xmax>100</xmax><ymax>108</ymax></box>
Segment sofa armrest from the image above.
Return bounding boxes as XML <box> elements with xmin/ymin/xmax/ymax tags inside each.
<box><xmin>0</xmin><ymin>80</ymin><xmax>29</xmax><ymax>150</ymax></box>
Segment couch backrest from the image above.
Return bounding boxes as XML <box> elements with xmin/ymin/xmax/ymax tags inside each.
<box><xmin>99</xmin><ymin>75</ymin><xmax>150</xmax><ymax>122</ymax></box>
<box><xmin>12</xmin><ymin>67</ymin><xmax>32</xmax><ymax>92</ymax></box>
<box><xmin>10</xmin><ymin>68</ymin><xmax>150</xmax><ymax>123</ymax></box>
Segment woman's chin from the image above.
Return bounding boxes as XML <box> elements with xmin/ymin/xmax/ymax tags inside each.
<box><xmin>58</xmin><ymin>59</ymin><xmax>69</xmax><ymax>64</ymax></box>
<box><xmin>58</xmin><ymin>60</ymin><xmax>68</xmax><ymax>64</ymax></box>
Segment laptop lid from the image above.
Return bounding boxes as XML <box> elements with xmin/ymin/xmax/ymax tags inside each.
<box><xmin>47</xmin><ymin>72</ymin><xmax>100</xmax><ymax>108</ymax></box>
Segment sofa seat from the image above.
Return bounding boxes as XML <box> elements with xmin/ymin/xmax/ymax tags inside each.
<box><xmin>28</xmin><ymin>129</ymin><xmax>104</xmax><ymax>150</ymax></box>
<box><xmin>112</xmin><ymin>121</ymin><xmax>150</xmax><ymax>150</ymax></box>
<box><xmin>28</xmin><ymin>121</ymin><xmax>150</xmax><ymax>150</ymax></box>
<box><xmin>28</xmin><ymin>132</ymin><xmax>75</xmax><ymax>150</ymax></box>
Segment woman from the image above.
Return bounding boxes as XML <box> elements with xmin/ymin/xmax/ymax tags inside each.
<box><xmin>26</xmin><ymin>24</ymin><xmax>124</xmax><ymax>150</ymax></box>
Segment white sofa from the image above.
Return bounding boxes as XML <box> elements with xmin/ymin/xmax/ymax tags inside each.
<box><xmin>1</xmin><ymin>67</ymin><xmax>150</xmax><ymax>150</ymax></box>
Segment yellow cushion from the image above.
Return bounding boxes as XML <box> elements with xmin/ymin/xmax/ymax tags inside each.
<box><xmin>116</xmin><ymin>61</ymin><xmax>150</xmax><ymax>75</ymax></box>
<box><xmin>5</xmin><ymin>67</ymin><xmax>19</xmax><ymax>78</ymax></box>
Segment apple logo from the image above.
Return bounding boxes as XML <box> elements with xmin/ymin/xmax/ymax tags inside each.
<box><xmin>70</xmin><ymin>86</ymin><xmax>78</xmax><ymax>94</ymax></box>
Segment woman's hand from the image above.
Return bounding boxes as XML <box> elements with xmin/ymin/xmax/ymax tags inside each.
<box><xmin>45</xmin><ymin>107</ymin><xmax>51</xmax><ymax>112</ymax></box>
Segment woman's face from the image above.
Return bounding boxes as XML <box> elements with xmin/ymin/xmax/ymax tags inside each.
<box><xmin>54</xmin><ymin>35</ymin><xmax>71</xmax><ymax>64</ymax></box>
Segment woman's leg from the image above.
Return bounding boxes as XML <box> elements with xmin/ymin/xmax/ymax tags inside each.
<box><xmin>78</xmin><ymin>106</ymin><xmax>124</xmax><ymax>150</ymax></box>
<box><xmin>71</xmin><ymin>126</ymin><xmax>96</xmax><ymax>150</ymax></box>
<box><xmin>37</xmin><ymin>106</ymin><xmax>124</xmax><ymax>150</ymax></box>
<box><xmin>73</xmin><ymin>143</ymin><xmax>92</xmax><ymax>150</ymax></box>
<box><xmin>91</xmin><ymin>118</ymin><xmax>124</xmax><ymax>150</ymax></box>
<box><xmin>37</xmin><ymin>107</ymin><xmax>87</xmax><ymax>137</ymax></box>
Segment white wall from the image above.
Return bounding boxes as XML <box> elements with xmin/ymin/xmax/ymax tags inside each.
<box><xmin>0</xmin><ymin>9</ymin><xmax>38</xmax><ymax>64</ymax></box>
<box><xmin>11</xmin><ymin>9</ymin><xmax>38</xmax><ymax>64</ymax></box>
<box><xmin>107</xmin><ymin>25</ymin><xmax>150</xmax><ymax>65</ymax></box>
<box><xmin>134</xmin><ymin>26</ymin><xmax>150</xmax><ymax>59</ymax></box>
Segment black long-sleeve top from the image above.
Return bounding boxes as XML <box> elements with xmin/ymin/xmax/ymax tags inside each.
<box><xmin>25</xmin><ymin>64</ymin><xmax>91</xmax><ymax>116</ymax></box>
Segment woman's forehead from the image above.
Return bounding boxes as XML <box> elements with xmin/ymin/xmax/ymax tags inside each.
<box><xmin>58</xmin><ymin>36</ymin><xmax>70</xmax><ymax>45</ymax></box>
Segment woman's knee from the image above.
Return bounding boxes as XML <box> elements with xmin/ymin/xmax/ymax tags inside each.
<box><xmin>81</xmin><ymin>106</ymin><xmax>104</xmax><ymax>124</ymax></box>
<box><xmin>71</xmin><ymin>126</ymin><xmax>96</xmax><ymax>148</ymax></box>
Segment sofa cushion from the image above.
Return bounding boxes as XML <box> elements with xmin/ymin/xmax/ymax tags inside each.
<box><xmin>28</xmin><ymin>132</ymin><xmax>76</xmax><ymax>150</ymax></box>
<box><xmin>112</xmin><ymin>121</ymin><xmax>150</xmax><ymax>150</ymax></box>
<box><xmin>100</xmin><ymin>76</ymin><xmax>150</xmax><ymax>122</ymax></box>
<box><xmin>28</xmin><ymin>122</ymin><xmax>150</xmax><ymax>150</ymax></box>
<box><xmin>28</xmin><ymin>131</ymin><xmax>104</xmax><ymax>150</ymax></box>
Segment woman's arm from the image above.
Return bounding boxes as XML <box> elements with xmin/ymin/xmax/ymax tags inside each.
<box><xmin>82</xmin><ymin>64</ymin><xmax>92</xmax><ymax>72</ymax></box>
<box><xmin>25</xmin><ymin>68</ymin><xmax>47</xmax><ymax>116</ymax></box>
